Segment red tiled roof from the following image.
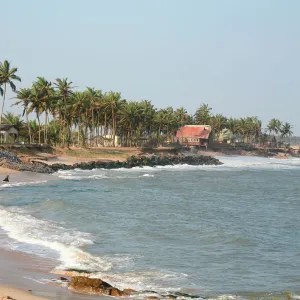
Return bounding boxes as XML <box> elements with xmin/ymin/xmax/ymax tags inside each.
<box><xmin>176</xmin><ymin>126</ymin><xmax>211</xmax><ymax>139</ymax></box>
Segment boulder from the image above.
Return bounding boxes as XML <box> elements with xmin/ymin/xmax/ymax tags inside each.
<box><xmin>68</xmin><ymin>276</ymin><xmax>126</xmax><ymax>296</ymax></box>
<box><xmin>110</xmin><ymin>288</ymin><xmax>127</xmax><ymax>297</ymax></box>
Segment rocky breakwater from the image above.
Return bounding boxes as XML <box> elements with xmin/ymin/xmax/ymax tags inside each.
<box><xmin>0</xmin><ymin>148</ymin><xmax>53</xmax><ymax>173</ymax></box>
<box><xmin>50</xmin><ymin>154</ymin><xmax>223</xmax><ymax>172</ymax></box>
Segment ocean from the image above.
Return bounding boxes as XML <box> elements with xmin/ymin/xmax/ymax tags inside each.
<box><xmin>0</xmin><ymin>156</ymin><xmax>300</xmax><ymax>299</ymax></box>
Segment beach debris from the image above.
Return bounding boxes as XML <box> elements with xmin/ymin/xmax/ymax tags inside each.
<box><xmin>1</xmin><ymin>296</ymin><xmax>15</xmax><ymax>300</ymax></box>
<box><xmin>2</xmin><ymin>175</ymin><xmax>9</xmax><ymax>182</ymax></box>
<box><xmin>57</xmin><ymin>276</ymin><xmax>69</xmax><ymax>281</ymax></box>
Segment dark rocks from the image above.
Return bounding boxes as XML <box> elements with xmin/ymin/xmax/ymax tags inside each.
<box><xmin>51</xmin><ymin>154</ymin><xmax>222</xmax><ymax>172</ymax></box>
<box><xmin>0</xmin><ymin>149</ymin><xmax>21</xmax><ymax>163</ymax></box>
<box><xmin>0</xmin><ymin>147</ymin><xmax>223</xmax><ymax>174</ymax></box>
<box><xmin>0</xmin><ymin>149</ymin><xmax>54</xmax><ymax>173</ymax></box>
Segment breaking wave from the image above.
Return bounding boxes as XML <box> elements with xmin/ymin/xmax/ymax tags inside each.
<box><xmin>0</xmin><ymin>205</ymin><xmax>112</xmax><ymax>272</ymax></box>
<box><xmin>0</xmin><ymin>180</ymin><xmax>48</xmax><ymax>190</ymax></box>
<box><xmin>53</xmin><ymin>156</ymin><xmax>300</xmax><ymax>181</ymax></box>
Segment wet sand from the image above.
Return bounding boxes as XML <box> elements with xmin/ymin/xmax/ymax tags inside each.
<box><xmin>0</xmin><ymin>170</ymin><xmax>104</xmax><ymax>299</ymax></box>
<box><xmin>0</xmin><ymin>248</ymin><xmax>105</xmax><ymax>300</ymax></box>
<box><xmin>0</xmin><ymin>167</ymin><xmax>20</xmax><ymax>175</ymax></box>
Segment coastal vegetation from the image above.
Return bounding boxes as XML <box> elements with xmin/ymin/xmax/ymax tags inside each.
<box><xmin>0</xmin><ymin>60</ymin><xmax>294</xmax><ymax>147</ymax></box>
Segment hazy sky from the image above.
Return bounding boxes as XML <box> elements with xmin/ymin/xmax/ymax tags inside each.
<box><xmin>1</xmin><ymin>0</ymin><xmax>300</xmax><ymax>133</ymax></box>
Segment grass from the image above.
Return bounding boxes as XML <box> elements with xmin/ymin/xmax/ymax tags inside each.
<box><xmin>63</xmin><ymin>147</ymin><xmax>139</xmax><ymax>160</ymax></box>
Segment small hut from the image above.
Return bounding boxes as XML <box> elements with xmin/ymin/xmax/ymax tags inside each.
<box><xmin>0</xmin><ymin>124</ymin><xmax>19</xmax><ymax>143</ymax></box>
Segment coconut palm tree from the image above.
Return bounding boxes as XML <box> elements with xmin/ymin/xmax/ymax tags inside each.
<box><xmin>175</xmin><ymin>106</ymin><xmax>189</xmax><ymax>128</ymax></box>
<box><xmin>54</xmin><ymin>78</ymin><xmax>74</xmax><ymax>146</ymax></box>
<box><xmin>194</xmin><ymin>104</ymin><xmax>212</xmax><ymax>125</ymax></box>
<box><xmin>3</xmin><ymin>112</ymin><xmax>24</xmax><ymax>131</ymax></box>
<box><xmin>105</xmin><ymin>91</ymin><xmax>123</xmax><ymax>146</ymax></box>
<box><xmin>72</xmin><ymin>91</ymin><xmax>88</xmax><ymax>145</ymax></box>
<box><xmin>267</xmin><ymin>118</ymin><xmax>282</xmax><ymax>147</ymax></box>
<box><xmin>33</xmin><ymin>77</ymin><xmax>55</xmax><ymax>143</ymax></box>
<box><xmin>209</xmin><ymin>114</ymin><xmax>227</xmax><ymax>139</ymax></box>
<box><xmin>85</xmin><ymin>87</ymin><xmax>103</xmax><ymax>145</ymax></box>
<box><xmin>280</xmin><ymin>122</ymin><xmax>293</xmax><ymax>139</ymax></box>
<box><xmin>0</xmin><ymin>60</ymin><xmax>21</xmax><ymax>124</ymax></box>
<box><xmin>28</xmin><ymin>86</ymin><xmax>44</xmax><ymax>144</ymax></box>
<box><xmin>14</xmin><ymin>88</ymin><xmax>32</xmax><ymax>143</ymax></box>
<box><xmin>28</xmin><ymin>120</ymin><xmax>39</xmax><ymax>143</ymax></box>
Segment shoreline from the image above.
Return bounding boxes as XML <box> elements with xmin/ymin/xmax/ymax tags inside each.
<box><xmin>1</xmin><ymin>149</ymin><xmax>300</xmax><ymax>299</ymax></box>
<box><xmin>1</xmin><ymin>145</ymin><xmax>298</xmax><ymax>176</ymax></box>
<box><xmin>0</xmin><ymin>247</ymin><xmax>106</xmax><ymax>300</ymax></box>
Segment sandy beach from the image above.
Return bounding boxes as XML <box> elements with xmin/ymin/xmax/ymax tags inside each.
<box><xmin>0</xmin><ymin>247</ymin><xmax>105</xmax><ymax>300</ymax></box>
<box><xmin>0</xmin><ymin>167</ymin><xmax>20</xmax><ymax>175</ymax></box>
<box><xmin>0</xmin><ymin>286</ymin><xmax>48</xmax><ymax>300</ymax></box>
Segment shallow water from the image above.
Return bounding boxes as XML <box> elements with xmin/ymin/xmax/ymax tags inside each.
<box><xmin>0</xmin><ymin>156</ymin><xmax>300</xmax><ymax>298</ymax></box>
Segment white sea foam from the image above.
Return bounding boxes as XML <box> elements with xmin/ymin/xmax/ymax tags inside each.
<box><xmin>0</xmin><ymin>206</ymin><xmax>112</xmax><ymax>272</ymax></box>
<box><xmin>87</xmin><ymin>270</ymin><xmax>188</xmax><ymax>293</ymax></box>
<box><xmin>57</xmin><ymin>156</ymin><xmax>300</xmax><ymax>179</ymax></box>
<box><xmin>217</xmin><ymin>156</ymin><xmax>300</xmax><ymax>170</ymax></box>
<box><xmin>0</xmin><ymin>180</ymin><xmax>48</xmax><ymax>190</ymax></box>
<box><xmin>141</xmin><ymin>174</ymin><xmax>155</xmax><ymax>177</ymax></box>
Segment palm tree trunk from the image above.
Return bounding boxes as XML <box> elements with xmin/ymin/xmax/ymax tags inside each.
<box><xmin>26</xmin><ymin>109</ymin><xmax>32</xmax><ymax>144</ymax></box>
<box><xmin>45</xmin><ymin>110</ymin><xmax>48</xmax><ymax>144</ymax></box>
<box><xmin>104</xmin><ymin>112</ymin><xmax>107</xmax><ymax>135</ymax></box>
<box><xmin>91</xmin><ymin>108</ymin><xmax>94</xmax><ymax>146</ymax></box>
<box><xmin>0</xmin><ymin>83</ymin><xmax>7</xmax><ymax>124</ymax></box>
<box><xmin>37</xmin><ymin>114</ymin><xmax>41</xmax><ymax>144</ymax></box>
<box><xmin>78</xmin><ymin>113</ymin><xmax>81</xmax><ymax>146</ymax></box>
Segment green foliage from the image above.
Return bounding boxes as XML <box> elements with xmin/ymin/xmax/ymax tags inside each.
<box><xmin>0</xmin><ymin>60</ymin><xmax>21</xmax><ymax>124</ymax></box>
<box><xmin>3</xmin><ymin>112</ymin><xmax>24</xmax><ymax>131</ymax></box>
<box><xmin>1</xmin><ymin>59</ymin><xmax>292</xmax><ymax>147</ymax></box>
<box><xmin>194</xmin><ymin>103</ymin><xmax>212</xmax><ymax>124</ymax></box>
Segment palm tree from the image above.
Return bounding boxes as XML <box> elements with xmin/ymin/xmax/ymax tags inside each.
<box><xmin>0</xmin><ymin>60</ymin><xmax>21</xmax><ymax>124</ymax></box>
<box><xmin>194</xmin><ymin>104</ymin><xmax>212</xmax><ymax>125</ymax></box>
<box><xmin>209</xmin><ymin>114</ymin><xmax>227</xmax><ymax>139</ymax></box>
<box><xmin>72</xmin><ymin>91</ymin><xmax>88</xmax><ymax>145</ymax></box>
<box><xmin>33</xmin><ymin>77</ymin><xmax>54</xmax><ymax>144</ymax></box>
<box><xmin>14</xmin><ymin>88</ymin><xmax>32</xmax><ymax>143</ymax></box>
<box><xmin>3</xmin><ymin>112</ymin><xmax>24</xmax><ymax>131</ymax></box>
<box><xmin>28</xmin><ymin>120</ymin><xmax>39</xmax><ymax>143</ymax></box>
<box><xmin>85</xmin><ymin>87</ymin><xmax>103</xmax><ymax>145</ymax></box>
<box><xmin>267</xmin><ymin>118</ymin><xmax>282</xmax><ymax>147</ymax></box>
<box><xmin>280</xmin><ymin>122</ymin><xmax>293</xmax><ymax>139</ymax></box>
<box><xmin>54</xmin><ymin>78</ymin><xmax>74</xmax><ymax>146</ymax></box>
<box><xmin>175</xmin><ymin>106</ymin><xmax>189</xmax><ymax>127</ymax></box>
<box><xmin>105</xmin><ymin>91</ymin><xmax>123</xmax><ymax>146</ymax></box>
<box><xmin>28</xmin><ymin>86</ymin><xmax>43</xmax><ymax>144</ymax></box>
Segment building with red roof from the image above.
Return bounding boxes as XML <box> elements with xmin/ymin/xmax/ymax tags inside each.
<box><xmin>176</xmin><ymin>125</ymin><xmax>212</xmax><ymax>147</ymax></box>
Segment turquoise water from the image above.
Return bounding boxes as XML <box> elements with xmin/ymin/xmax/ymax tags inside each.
<box><xmin>1</xmin><ymin>156</ymin><xmax>300</xmax><ymax>298</ymax></box>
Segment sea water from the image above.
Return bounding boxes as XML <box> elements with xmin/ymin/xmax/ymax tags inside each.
<box><xmin>0</xmin><ymin>156</ymin><xmax>300</xmax><ymax>299</ymax></box>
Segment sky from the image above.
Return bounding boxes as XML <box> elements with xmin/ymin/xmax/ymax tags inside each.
<box><xmin>1</xmin><ymin>0</ymin><xmax>300</xmax><ymax>133</ymax></box>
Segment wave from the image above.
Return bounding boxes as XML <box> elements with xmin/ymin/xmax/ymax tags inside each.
<box><xmin>54</xmin><ymin>156</ymin><xmax>300</xmax><ymax>181</ymax></box>
<box><xmin>0</xmin><ymin>205</ymin><xmax>112</xmax><ymax>272</ymax></box>
<box><xmin>0</xmin><ymin>180</ymin><xmax>48</xmax><ymax>190</ymax></box>
<box><xmin>0</xmin><ymin>204</ymin><xmax>192</xmax><ymax>294</ymax></box>
<box><xmin>217</xmin><ymin>156</ymin><xmax>300</xmax><ymax>170</ymax></box>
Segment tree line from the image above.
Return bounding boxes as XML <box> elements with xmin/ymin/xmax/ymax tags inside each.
<box><xmin>0</xmin><ymin>60</ymin><xmax>294</xmax><ymax>147</ymax></box>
